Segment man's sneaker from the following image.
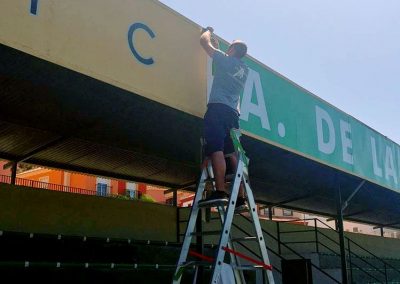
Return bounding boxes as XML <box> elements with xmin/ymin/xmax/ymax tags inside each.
<box><xmin>198</xmin><ymin>190</ymin><xmax>229</xmax><ymax>207</ymax></box>
<box><xmin>235</xmin><ymin>197</ymin><xmax>249</xmax><ymax>213</ymax></box>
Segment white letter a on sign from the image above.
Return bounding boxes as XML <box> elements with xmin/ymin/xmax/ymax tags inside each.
<box><xmin>241</xmin><ymin>69</ymin><xmax>271</xmax><ymax>130</ymax></box>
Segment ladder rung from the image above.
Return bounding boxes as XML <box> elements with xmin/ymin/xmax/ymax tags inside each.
<box><xmin>190</xmin><ymin>230</ymin><xmax>221</xmax><ymax>236</ymax></box>
<box><xmin>231</xmin><ymin>236</ymin><xmax>257</xmax><ymax>242</ymax></box>
<box><xmin>198</xmin><ymin>200</ymin><xmax>228</xmax><ymax>208</ymax></box>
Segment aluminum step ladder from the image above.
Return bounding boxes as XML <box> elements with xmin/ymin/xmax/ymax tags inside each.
<box><xmin>173</xmin><ymin>129</ymin><xmax>275</xmax><ymax>284</ymax></box>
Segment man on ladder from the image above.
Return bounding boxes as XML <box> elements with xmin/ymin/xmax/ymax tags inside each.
<box><xmin>199</xmin><ymin>26</ymin><xmax>249</xmax><ymax>211</ymax></box>
<box><xmin>172</xmin><ymin>27</ymin><xmax>274</xmax><ymax>284</ymax></box>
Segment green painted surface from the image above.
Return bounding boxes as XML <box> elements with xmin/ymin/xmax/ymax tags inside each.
<box><xmin>218</xmin><ymin>42</ymin><xmax>400</xmax><ymax>192</ymax></box>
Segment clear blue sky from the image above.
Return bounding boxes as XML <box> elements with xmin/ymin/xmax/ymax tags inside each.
<box><xmin>161</xmin><ymin>0</ymin><xmax>399</xmax><ymax>144</ymax></box>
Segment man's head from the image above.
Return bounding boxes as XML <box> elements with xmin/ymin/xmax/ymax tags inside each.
<box><xmin>226</xmin><ymin>40</ymin><xmax>247</xmax><ymax>59</ymax></box>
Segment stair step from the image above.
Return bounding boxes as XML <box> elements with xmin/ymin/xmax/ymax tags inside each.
<box><xmin>190</xmin><ymin>230</ymin><xmax>221</xmax><ymax>236</ymax></box>
<box><xmin>183</xmin><ymin>261</ymin><xmax>213</xmax><ymax>268</ymax></box>
<box><xmin>231</xmin><ymin>264</ymin><xmax>264</xmax><ymax>271</ymax></box>
<box><xmin>231</xmin><ymin>236</ymin><xmax>257</xmax><ymax>242</ymax></box>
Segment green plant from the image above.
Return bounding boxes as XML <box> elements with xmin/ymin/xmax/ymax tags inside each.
<box><xmin>140</xmin><ymin>194</ymin><xmax>155</xmax><ymax>203</ymax></box>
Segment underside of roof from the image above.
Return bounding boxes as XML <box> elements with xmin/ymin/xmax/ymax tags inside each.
<box><xmin>1</xmin><ymin>44</ymin><xmax>400</xmax><ymax>230</ymax></box>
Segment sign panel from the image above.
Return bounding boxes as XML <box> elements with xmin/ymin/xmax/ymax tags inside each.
<box><xmin>0</xmin><ymin>0</ymin><xmax>208</xmax><ymax>117</ymax></box>
<box><xmin>0</xmin><ymin>0</ymin><xmax>399</xmax><ymax>192</ymax></box>
<box><xmin>235</xmin><ymin>47</ymin><xmax>400</xmax><ymax>192</ymax></box>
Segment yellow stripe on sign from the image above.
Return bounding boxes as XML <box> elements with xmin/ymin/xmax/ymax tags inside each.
<box><xmin>0</xmin><ymin>0</ymin><xmax>208</xmax><ymax>117</ymax></box>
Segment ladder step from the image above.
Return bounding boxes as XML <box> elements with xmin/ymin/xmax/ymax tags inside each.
<box><xmin>190</xmin><ymin>230</ymin><xmax>221</xmax><ymax>236</ymax></box>
<box><xmin>231</xmin><ymin>236</ymin><xmax>257</xmax><ymax>242</ymax></box>
<box><xmin>198</xmin><ymin>200</ymin><xmax>228</xmax><ymax>208</ymax></box>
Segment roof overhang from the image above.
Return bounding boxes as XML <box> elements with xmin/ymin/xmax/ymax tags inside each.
<box><xmin>1</xmin><ymin>44</ymin><xmax>400</xmax><ymax>229</ymax></box>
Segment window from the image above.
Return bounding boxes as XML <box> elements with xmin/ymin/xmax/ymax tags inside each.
<box><xmin>126</xmin><ymin>182</ymin><xmax>137</xmax><ymax>199</ymax></box>
<box><xmin>353</xmin><ymin>227</ymin><xmax>359</xmax><ymax>233</ymax></box>
<box><xmin>96</xmin><ymin>177</ymin><xmax>110</xmax><ymax>196</ymax></box>
<box><xmin>282</xmin><ymin>209</ymin><xmax>293</xmax><ymax>216</ymax></box>
<box><xmin>260</xmin><ymin>207</ymin><xmax>275</xmax><ymax>217</ymax></box>
<box><xmin>96</xmin><ymin>183</ymin><xmax>108</xmax><ymax>196</ymax></box>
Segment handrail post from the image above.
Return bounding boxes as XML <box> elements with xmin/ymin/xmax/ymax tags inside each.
<box><xmin>268</xmin><ymin>206</ymin><xmax>273</xmax><ymax>220</ymax></box>
<box><xmin>277</xmin><ymin>221</ymin><xmax>281</xmax><ymax>255</ymax></box>
<box><xmin>335</xmin><ymin>178</ymin><xmax>348</xmax><ymax>284</ymax></box>
<box><xmin>10</xmin><ymin>162</ymin><xmax>17</xmax><ymax>185</ymax></box>
<box><xmin>314</xmin><ymin>218</ymin><xmax>319</xmax><ymax>254</ymax></box>
<box><xmin>176</xmin><ymin>207</ymin><xmax>180</xmax><ymax>243</ymax></box>
<box><xmin>384</xmin><ymin>262</ymin><xmax>388</xmax><ymax>284</ymax></box>
<box><xmin>347</xmin><ymin>238</ymin><xmax>353</xmax><ymax>284</ymax></box>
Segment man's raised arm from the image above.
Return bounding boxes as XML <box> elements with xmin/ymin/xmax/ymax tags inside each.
<box><xmin>200</xmin><ymin>27</ymin><xmax>219</xmax><ymax>57</ymax></box>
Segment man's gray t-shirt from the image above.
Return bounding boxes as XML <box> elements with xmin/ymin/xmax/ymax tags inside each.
<box><xmin>208</xmin><ymin>50</ymin><xmax>249</xmax><ymax>113</ymax></box>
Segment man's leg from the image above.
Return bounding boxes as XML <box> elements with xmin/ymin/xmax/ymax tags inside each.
<box><xmin>199</xmin><ymin>105</ymin><xmax>231</xmax><ymax>204</ymax></box>
<box><xmin>211</xmin><ymin>151</ymin><xmax>226</xmax><ymax>192</ymax></box>
<box><xmin>198</xmin><ymin>151</ymin><xmax>229</xmax><ymax>205</ymax></box>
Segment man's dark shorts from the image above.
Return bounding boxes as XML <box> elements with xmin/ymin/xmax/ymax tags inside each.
<box><xmin>204</xmin><ymin>103</ymin><xmax>239</xmax><ymax>157</ymax></box>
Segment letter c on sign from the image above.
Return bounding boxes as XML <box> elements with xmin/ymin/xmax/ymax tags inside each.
<box><xmin>128</xmin><ymin>23</ymin><xmax>155</xmax><ymax>65</ymax></box>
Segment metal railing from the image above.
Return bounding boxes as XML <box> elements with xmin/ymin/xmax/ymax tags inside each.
<box><xmin>276</xmin><ymin>218</ymin><xmax>400</xmax><ymax>283</ymax></box>
<box><xmin>0</xmin><ymin>174</ymin><xmax>138</xmax><ymax>199</ymax></box>
<box><xmin>176</xmin><ymin>206</ymin><xmax>343</xmax><ymax>283</ymax></box>
<box><xmin>238</xmin><ymin>214</ymin><xmax>340</xmax><ymax>283</ymax></box>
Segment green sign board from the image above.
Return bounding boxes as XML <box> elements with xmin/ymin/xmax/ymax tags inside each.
<box><xmin>216</xmin><ymin>44</ymin><xmax>400</xmax><ymax>192</ymax></box>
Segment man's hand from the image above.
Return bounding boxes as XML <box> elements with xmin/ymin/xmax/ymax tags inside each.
<box><xmin>201</xmin><ymin>26</ymin><xmax>214</xmax><ymax>34</ymax></box>
<box><xmin>200</xmin><ymin>26</ymin><xmax>218</xmax><ymax>57</ymax></box>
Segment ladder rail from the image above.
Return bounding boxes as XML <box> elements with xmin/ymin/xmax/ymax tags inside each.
<box><xmin>209</xmin><ymin>159</ymin><xmax>245</xmax><ymax>284</ymax></box>
<box><xmin>243</xmin><ymin>169</ymin><xmax>275</xmax><ymax>284</ymax></box>
<box><xmin>210</xmin><ymin>160</ymin><xmax>244</xmax><ymax>284</ymax></box>
<box><xmin>173</xmin><ymin>168</ymin><xmax>208</xmax><ymax>284</ymax></box>
<box><xmin>217</xmin><ymin>204</ymin><xmax>246</xmax><ymax>284</ymax></box>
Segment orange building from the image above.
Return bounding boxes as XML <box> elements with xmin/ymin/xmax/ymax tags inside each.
<box><xmin>16</xmin><ymin>168</ymin><xmax>136</xmax><ymax>196</ymax></box>
<box><xmin>14</xmin><ymin>166</ymin><xmax>173</xmax><ymax>203</ymax></box>
<box><xmin>0</xmin><ymin>161</ymin><xmax>10</xmax><ymax>176</ymax></box>
<box><xmin>0</xmin><ymin>160</ymin><xmax>193</xmax><ymax>205</ymax></box>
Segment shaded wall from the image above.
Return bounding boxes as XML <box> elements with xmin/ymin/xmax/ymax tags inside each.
<box><xmin>1</xmin><ymin>183</ymin><xmax>399</xmax><ymax>259</ymax></box>
<box><xmin>0</xmin><ymin>183</ymin><xmax>176</xmax><ymax>241</ymax></box>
